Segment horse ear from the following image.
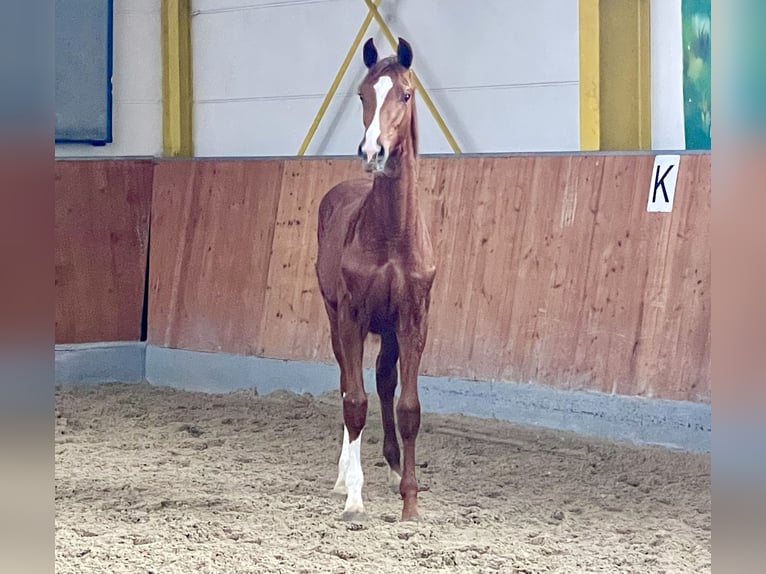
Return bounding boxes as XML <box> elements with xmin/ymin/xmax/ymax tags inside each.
<box><xmin>397</xmin><ymin>37</ymin><xmax>413</xmax><ymax>69</ymax></box>
<box><xmin>363</xmin><ymin>38</ymin><xmax>378</xmax><ymax>68</ymax></box>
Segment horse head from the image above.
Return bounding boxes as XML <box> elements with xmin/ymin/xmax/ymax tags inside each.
<box><xmin>357</xmin><ymin>37</ymin><xmax>418</xmax><ymax>174</ymax></box>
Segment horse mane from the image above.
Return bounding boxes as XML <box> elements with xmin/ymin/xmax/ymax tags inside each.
<box><xmin>409</xmin><ymin>91</ymin><xmax>419</xmax><ymax>157</ymax></box>
<box><xmin>368</xmin><ymin>56</ymin><xmax>401</xmax><ymax>77</ymax></box>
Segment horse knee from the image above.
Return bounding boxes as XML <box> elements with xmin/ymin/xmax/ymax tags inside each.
<box><xmin>342</xmin><ymin>392</ymin><xmax>368</xmax><ymax>439</ymax></box>
<box><xmin>396</xmin><ymin>399</ymin><xmax>420</xmax><ymax>441</ymax></box>
<box><xmin>376</xmin><ymin>347</ymin><xmax>398</xmax><ymax>385</ymax></box>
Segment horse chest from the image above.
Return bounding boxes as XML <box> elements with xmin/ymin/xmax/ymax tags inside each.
<box><xmin>340</xmin><ymin>259</ymin><xmax>432</xmax><ymax>318</ymax></box>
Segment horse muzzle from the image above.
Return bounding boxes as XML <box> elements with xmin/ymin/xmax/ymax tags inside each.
<box><xmin>358</xmin><ymin>142</ymin><xmax>388</xmax><ymax>173</ymax></box>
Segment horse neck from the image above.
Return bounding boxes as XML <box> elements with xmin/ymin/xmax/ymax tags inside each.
<box><xmin>362</xmin><ymin>141</ymin><xmax>421</xmax><ymax>246</ymax></box>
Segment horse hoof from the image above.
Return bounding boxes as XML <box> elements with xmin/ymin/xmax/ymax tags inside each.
<box><xmin>401</xmin><ymin>503</ymin><xmax>420</xmax><ymax>522</ymax></box>
<box><xmin>388</xmin><ymin>469</ymin><xmax>402</xmax><ymax>494</ymax></box>
<box><xmin>341</xmin><ymin>510</ymin><xmax>367</xmax><ymax>522</ymax></box>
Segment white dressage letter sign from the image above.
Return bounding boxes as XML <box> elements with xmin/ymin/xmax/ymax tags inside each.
<box><xmin>647</xmin><ymin>155</ymin><xmax>680</xmax><ymax>213</ymax></box>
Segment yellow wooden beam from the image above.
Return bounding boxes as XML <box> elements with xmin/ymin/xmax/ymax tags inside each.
<box><xmin>598</xmin><ymin>0</ymin><xmax>651</xmax><ymax>150</ymax></box>
<box><xmin>162</xmin><ymin>0</ymin><xmax>193</xmax><ymax>156</ymax></box>
<box><xmin>300</xmin><ymin>0</ymin><xmax>461</xmax><ymax>155</ymax></box>
<box><xmin>637</xmin><ymin>0</ymin><xmax>651</xmax><ymax>149</ymax></box>
<box><xmin>579</xmin><ymin>0</ymin><xmax>600</xmax><ymax>151</ymax></box>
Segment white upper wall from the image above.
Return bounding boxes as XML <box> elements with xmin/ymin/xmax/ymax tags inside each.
<box><xmin>191</xmin><ymin>0</ymin><xmax>581</xmax><ymax>156</ymax></box>
<box><xmin>651</xmin><ymin>0</ymin><xmax>686</xmax><ymax>151</ymax></box>
<box><xmin>55</xmin><ymin>0</ymin><xmax>162</xmax><ymax>158</ymax></box>
<box><xmin>52</xmin><ymin>0</ymin><xmax>691</xmax><ymax>158</ymax></box>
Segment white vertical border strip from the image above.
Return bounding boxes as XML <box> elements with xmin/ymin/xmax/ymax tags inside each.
<box><xmin>651</xmin><ymin>0</ymin><xmax>687</xmax><ymax>150</ymax></box>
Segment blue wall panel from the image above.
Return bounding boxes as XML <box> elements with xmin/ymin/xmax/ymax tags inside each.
<box><xmin>55</xmin><ymin>0</ymin><xmax>113</xmax><ymax>144</ymax></box>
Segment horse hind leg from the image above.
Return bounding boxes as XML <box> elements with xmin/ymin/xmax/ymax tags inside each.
<box><xmin>396</xmin><ymin>317</ymin><xmax>428</xmax><ymax>522</ymax></box>
<box><xmin>376</xmin><ymin>332</ymin><xmax>401</xmax><ymax>493</ymax></box>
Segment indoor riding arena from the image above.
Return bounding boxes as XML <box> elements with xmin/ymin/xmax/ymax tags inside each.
<box><xmin>55</xmin><ymin>1</ymin><xmax>711</xmax><ymax>573</ymax></box>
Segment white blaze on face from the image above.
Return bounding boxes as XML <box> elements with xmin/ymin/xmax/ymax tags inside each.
<box><xmin>361</xmin><ymin>75</ymin><xmax>394</xmax><ymax>162</ymax></box>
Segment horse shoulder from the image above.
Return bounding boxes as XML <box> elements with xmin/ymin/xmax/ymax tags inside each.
<box><xmin>320</xmin><ymin>178</ymin><xmax>371</xmax><ymax>211</ymax></box>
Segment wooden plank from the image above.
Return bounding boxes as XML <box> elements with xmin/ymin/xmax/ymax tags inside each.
<box><xmin>258</xmin><ymin>158</ymin><xmax>363</xmax><ymax>363</ymax></box>
<box><xmin>55</xmin><ymin>160</ymin><xmax>153</xmax><ymax>343</ymax></box>
<box><xmin>633</xmin><ymin>154</ymin><xmax>710</xmax><ymax>401</ymax></box>
<box><xmin>147</xmin><ymin>160</ymin><xmax>284</xmax><ymax>353</ymax></box>
<box><xmin>567</xmin><ymin>155</ymin><xmax>654</xmax><ymax>395</ymax></box>
<box><xmin>416</xmin><ymin>154</ymin><xmax>709</xmax><ymax>401</ymax></box>
<box><xmin>419</xmin><ymin>156</ymin><xmax>478</xmax><ymax>374</ymax></box>
<box><xmin>145</xmin><ymin>154</ymin><xmax>710</xmax><ymax>402</ymax></box>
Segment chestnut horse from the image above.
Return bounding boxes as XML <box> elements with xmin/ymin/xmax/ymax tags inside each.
<box><xmin>315</xmin><ymin>37</ymin><xmax>435</xmax><ymax>521</ymax></box>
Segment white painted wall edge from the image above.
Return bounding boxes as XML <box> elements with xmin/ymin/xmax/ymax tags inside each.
<box><xmin>55</xmin><ymin>341</ymin><xmax>146</xmax><ymax>384</ymax></box>
<box><xmin>651</xmin><ymin>0</ymin><xmax>687</xmax><ymax>150</ymax></box>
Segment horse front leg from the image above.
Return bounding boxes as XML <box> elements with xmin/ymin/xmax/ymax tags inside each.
<box><xmin>396</xmin><ymin>305</ymin><xmax>429</xmax><ymax>521</ymax></box>
<box><xmin>325</xmin><ymin>309</ymin><xmax>351</xmax><ymax>496</ymax></box>
<box><xmin>336</xmin><ymin>298</ymin><xmax>368</xmax><ymax>521</ymax></box>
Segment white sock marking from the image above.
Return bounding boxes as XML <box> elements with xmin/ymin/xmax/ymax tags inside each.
<box><xmin>362</xmin><ymin>75</ymin><xmax>393</xmax><ymax>162</ymax></box>
<box><xmin>343</xmin><ymin>429</ymin><xmax>365</xmax><ymax>516</ymax></box>
<box><xmin>388</xmin><ymin>467</ymin><xmax>402</xmax><ymax>492</ymax></box>
<box><xmin>333</xmin><ymin>426</ymin><xmax>350</xmax><ymax>494</ymax></box>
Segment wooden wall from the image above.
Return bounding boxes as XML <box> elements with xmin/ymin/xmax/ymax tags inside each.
<box><xmin>148</xmin><ymin>155</ymin><xmax>710</xmax><ymax>402</ymax></box>
<box><xmin>55</xmin><ymin>160</ymin><xmax>153</xmax><ymax>343</ymax></box>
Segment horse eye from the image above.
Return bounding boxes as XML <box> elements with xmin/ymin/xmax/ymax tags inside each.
<box><xmin>402</xmin><ymin>92</ymin><xmax>411</xmax><ymax>102</ymax></box>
